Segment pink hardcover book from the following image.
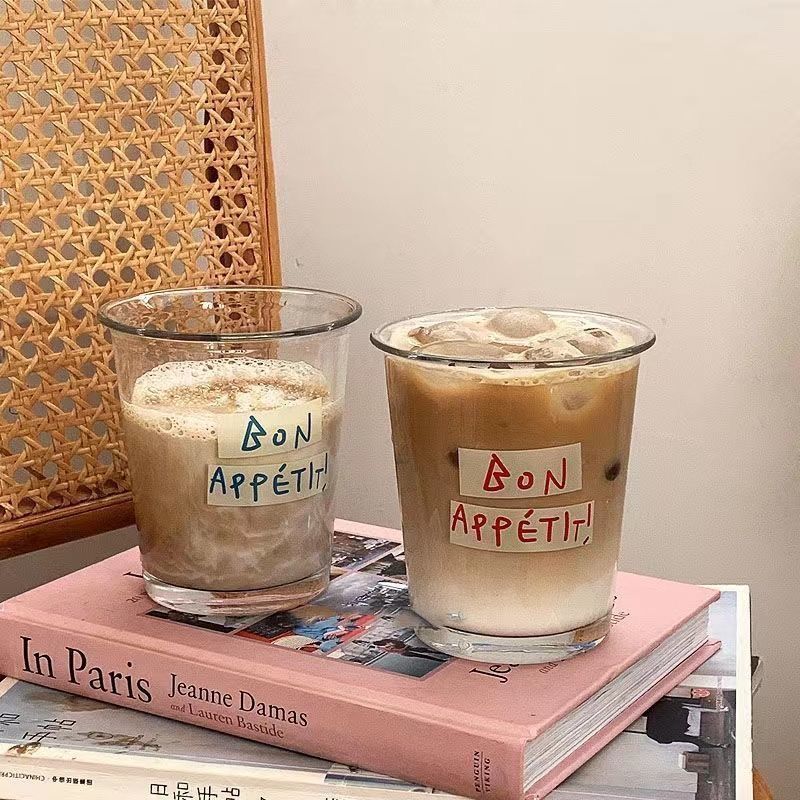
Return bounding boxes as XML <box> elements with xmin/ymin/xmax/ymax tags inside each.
<box><xmin>0</xmin><ymin>521</ymin><xmax>719</xmax><ymax>800</ymax></box>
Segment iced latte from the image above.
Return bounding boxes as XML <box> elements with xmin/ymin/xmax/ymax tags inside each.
<box><xmin>372</xmin><ymin>308</ymin><xmax>655</xmax><ymax>663</ymax></box>
<box><xmin>100</xmin><ymin>287</ymin><xmax>361</xmax><ymax>616</ymax></box>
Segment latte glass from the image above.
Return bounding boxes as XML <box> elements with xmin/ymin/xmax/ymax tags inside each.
<box><xmin>372</xmin><ymin>307</ymin><xmax>655</xmax><ymax>663</ymax></box>
<box><xmin>101</xmin><ymin>286</ymin><xmax>361</xmax><ymax>615</ymax></box>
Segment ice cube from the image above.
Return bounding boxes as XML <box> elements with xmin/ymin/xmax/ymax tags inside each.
<box><xmin>409</xmin><ymin>321</ymin><xmax>481</xmax><ymax>345</ymax></box>
<box><xmin>551</xmin><ymin>381</ymin><xmax>596</xmax><ymax>412</ymax></box>
<box><xmin>415</xmin><ymin>340</ymin><xmax>512</xmax><ymax>360</ymax></box>
<box><xmin>493</xmin><ymin>341</ymin><xmax>531</xmax><ymax>355</ymax></box>
<box><xmin>567</xmin><ymin>328</ymin><xmax>618</xmax><ymax>356</ymax></box>
<box><xmin>559</xmin><ymin>387</ymin><xmax>593</xmax><ymax>411</ymax></box>
<box><xmin>487</xmin><ymin>308</ymin><xmax>556</xmax><ymax>339</ymax></box>
<box><xmin>521</xmin><ymin>340</ymin><xmax>583</xmax><ymax>362</ymax></box>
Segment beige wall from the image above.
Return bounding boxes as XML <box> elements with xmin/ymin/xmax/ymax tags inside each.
<box><xmin>262</xmin><ymin>1</ymin><xmax>799</xmax><ymax>795</ymax></box>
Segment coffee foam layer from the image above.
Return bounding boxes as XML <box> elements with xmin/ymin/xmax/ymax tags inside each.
<box><xmin>386</xmin><ymin>308</ymin><xmax>638</xmax><ymax>361</ymax></box>
<box><xmin>126</xmin><ymin>358</ymin><xmax>334</xmax><ymax>441</ymax></box>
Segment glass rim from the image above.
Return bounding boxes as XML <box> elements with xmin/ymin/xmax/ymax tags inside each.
<box><xmin>99</xmin><ymin>285</ymin><xmax>363</xmax><ymax>342</ymax></box>
<box><xmin>370</xmin><ymin>306</ymin><xmax>656</xmax><ymax>369</ymax></box>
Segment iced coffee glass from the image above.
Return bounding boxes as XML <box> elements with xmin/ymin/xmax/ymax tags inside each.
<box><xmin>371</xmin><ymin>308</ymin><xmax>655</xmax><ymax>663</ymax></box>
<box><xmin>100</xmin><ymin>287</ymin><xmax>361</xmax><ymax>615</ymax></box>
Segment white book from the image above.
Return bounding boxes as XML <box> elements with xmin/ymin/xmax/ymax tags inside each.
<box><xmin>0</xmin><ymin>528</ymin><xmax>753</xmax><ymax>800</ymax></box>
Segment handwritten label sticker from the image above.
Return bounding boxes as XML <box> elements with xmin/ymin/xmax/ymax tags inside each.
<box><xmin>458</xmin><ymin>444</ymin><xmax>582</xmax><ymax>499</ymax></box>
<box><xmin>207</xmin><ymin>452</ymin><xmax>329</xmax><ymax>506</ymax></box>
<box><xmin>450</xmin><ymin>500</ymin><xmax>594</xmax><ymax>552</ymax></box>
<box><xmin>217</xmin><ymin>399</ymin><xmax>323</xmax><ymax>459</ymax></box>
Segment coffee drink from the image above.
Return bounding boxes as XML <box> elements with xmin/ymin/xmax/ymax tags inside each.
<box><xmin>373</xmin><ymin>307</ymin><xmax>654</xmax><ymax>660</ymax></box>
<box><xmin>101</xmin><ymin>286</ymin><xmax>361</xmax><ymax>615</ymax></box>
<box><xmin>123</xmin><ymin>357</ymin><xmax>340</xmax><ymax>594</ymax></box>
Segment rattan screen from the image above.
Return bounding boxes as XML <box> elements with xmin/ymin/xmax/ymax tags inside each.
<box><xmin>0</xmin><ymin>0</ymin><xmax>280</xmax><ymax>557</ymax></box>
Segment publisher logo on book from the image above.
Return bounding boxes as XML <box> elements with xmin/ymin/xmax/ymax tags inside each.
<box><xmin>472</xmin><ymin>751</ymin><xmax>492</xmax><ymax>794</ymax></box>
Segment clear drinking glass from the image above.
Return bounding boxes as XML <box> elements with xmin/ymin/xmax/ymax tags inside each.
<box><xmin>371</xmin><ymin>307</ymin><xmax>655</xmax><ymax>663</ymax></box>
<box><xmin>100</xmin><ymin>286</ymin><xmax>361</xmax><ymax>616</ymax></box>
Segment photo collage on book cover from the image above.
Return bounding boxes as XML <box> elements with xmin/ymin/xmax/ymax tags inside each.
<box><xmin>142</xmin><ymin>534</ymin><xmax>450</xmax><ymax>678</ymax></box>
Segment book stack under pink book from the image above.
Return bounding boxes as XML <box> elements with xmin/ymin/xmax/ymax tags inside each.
<box><xmin>0</xmin><ymin>520</ymin><xmax>719</xmax><ymax>800</ymax></box>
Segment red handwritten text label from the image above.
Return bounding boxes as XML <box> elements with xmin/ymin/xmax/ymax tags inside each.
<box><xmin>458</xmin><ymin>444</ymin><xmax>582</xmax><ymax>499</ymax></box>
<box><xmin>449</xmin><ymin>500</ymin><xmax>594</xmax><ymax>553</ymax></box>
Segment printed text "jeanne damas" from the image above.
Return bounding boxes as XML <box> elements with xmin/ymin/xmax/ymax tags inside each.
<box><xmin>168</xmin><ymin>673</ymin><xmax>308</xmax><ymax>726</ymax></box>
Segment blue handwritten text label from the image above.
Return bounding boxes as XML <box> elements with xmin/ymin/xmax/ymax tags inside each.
<box><xmin>207</xmin><ymin>452</ymin><xmax>330</xmax><ymax>507</ymax></box>
<box><xmin>216</xmin><ymin>399</ymin><xmax>323</xmax><ymax>458</ymax></box>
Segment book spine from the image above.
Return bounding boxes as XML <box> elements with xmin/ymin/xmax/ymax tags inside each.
<box><xmin>0</xmin><ymin>616</ymin><xmax>524</xmax><ymax>800</ymax></box>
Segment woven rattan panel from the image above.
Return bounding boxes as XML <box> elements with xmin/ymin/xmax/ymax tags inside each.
<box><xmin>0</xmin><ymin>0</ymin><xmax>279</xmax><ymax>553</ymax></box>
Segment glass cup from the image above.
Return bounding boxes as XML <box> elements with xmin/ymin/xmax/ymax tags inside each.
<box><xmin>371</xmin><ymin>307</ymin><xmax>655</xmax><ymax>663</ymax></box>
<box><xmin>100</xmin><ymin>286</ymin><xmax>361</xmax><ymax>616</ymax></box>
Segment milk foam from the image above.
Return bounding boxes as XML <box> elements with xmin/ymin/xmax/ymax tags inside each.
<box><xmin>126</xmin><ymin>358</ymin><xmax>332</xmax><ymax>441</ymax></box>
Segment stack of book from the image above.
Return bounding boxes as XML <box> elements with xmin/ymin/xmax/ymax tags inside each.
<box><xmin>0</xmin><ymin>521</ymin><xmax>753</xmax><ymax>800</ymax></box>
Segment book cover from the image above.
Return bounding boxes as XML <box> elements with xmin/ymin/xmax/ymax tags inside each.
<box><xmin>0</xmin><ymin>520</ymin><xmax>719</xmax><ymax>800</ymax></box>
